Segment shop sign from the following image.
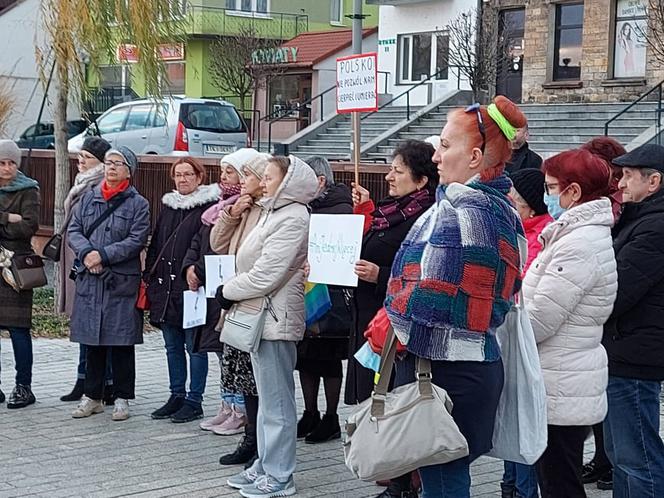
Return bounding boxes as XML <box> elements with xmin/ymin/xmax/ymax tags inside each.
<box><xmin>336</xmin><ymin>52</ymin><xmax>378</xmax><ymax>113</ymax></box>
<box><xmin>251</xmin><ymin>47</ymin><xmax>299</xmax><ymax>65</ymax></box>
<box><xmin>159</xmin><ymin>43</ymin><xmax>185</xmax><ymax>61</ymax></box>
<box><xmin>117</xmin><ymin>44</ymin><xmax>139</xmax><ymax>64</ymax></box>
<box><xmin>116</xmin><ymin>43</ymin><xmax>185</xmax><ymax>63</ymax></box>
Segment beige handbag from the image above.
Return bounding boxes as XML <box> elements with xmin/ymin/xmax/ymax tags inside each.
<box><xmin>343</xmin><ymin>327</ymin><xmax>469</xmax><ymax>482</ymax></box>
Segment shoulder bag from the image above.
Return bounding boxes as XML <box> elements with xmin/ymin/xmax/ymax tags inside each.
<box><xmin>343</xmin><ymin>326</ymin><xmax>469</xmax><ymax>482</ymax></box>
<box><xmin>220</xmin><ymin>296</ymin><xmax>275</xmax><ymax>353</ymax></box>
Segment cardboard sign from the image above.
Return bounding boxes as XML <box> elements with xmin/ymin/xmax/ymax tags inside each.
<box><xmin>182</xmin><ymin>287</ymin><xmax>207</xmax><ymax>329</ymax></box>
<box><xmin>336</xmin><ymin>52</ymin><xmax>379</xmax><ymax>113</ymax></box>
<box><xmin>204</xmin><ymin>255</ymin><xmax>236</xmax><ymax>298</ymax></box>
<box><xmin>307</xmin><ymin>214</ymin><xmax>364</xmax><ymax>287</ymax></box>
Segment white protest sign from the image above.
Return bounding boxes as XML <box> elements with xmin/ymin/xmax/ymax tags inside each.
<box><xmin>182</xmin><ymin>286</ymin><xmax>207</xmax><ymax>329</ymax></box>
<box><xmin>205</xmin><ymin>255</ymin><xmax>236</xmax><ymax>298</ymax></box>
<box><xmin>336</xmin><ymin>52</ymin><xmax>378</xmax><ymax>114</ymax></box>
<box><xmin>307</xmin><ymin>214</ymin><xmax>364</xmax><ymax>287</ymax></box>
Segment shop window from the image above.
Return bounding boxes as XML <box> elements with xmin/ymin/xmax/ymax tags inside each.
<box><xmin>268</xmin><ymin>74</ymin><xmax>310</xmax><ymax>119</ymax></box>
<box><xmin>161</xmin><ymin>62</ymin><xmax>186</xmax><ymax>95</ymax></box>
<box><xmin>99</xmin><ymin>65</ymin><xmax>132</xmax><ymax>89</ymax></box>
<box><xmin>331</xmin><ymin>0</ymin><xmax>343</xmax><ymax>24</ymax></box>
<box><xmin>553</xmin><ymin>3</ymin><xmax>584</xmax><ymax>81</ymax></box>
<box><xmin>226</xmin><ymin>0</ymin><xmax>268</xmax><ymax>13</ymax></box>
<box><xmin>613</xmin><ymin>0</ymin><xmax>647</xmax><ymax>78</ymax></box>
<box><xmin>398</xmin><ymin>32</ymin><xmax>449</xmax><ymax>83</ymax></box>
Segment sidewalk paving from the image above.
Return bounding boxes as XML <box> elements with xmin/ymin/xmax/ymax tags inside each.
<box><xmin>0</xmin><ymin>332</ymin><xmax>648</xmax><ymax>497</ymax></box>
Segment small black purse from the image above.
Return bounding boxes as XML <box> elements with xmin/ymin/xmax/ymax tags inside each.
<box><xmin>42</xmin><ymin>233</ymin><xmax>62</xmax><ymax>262</ymax></box>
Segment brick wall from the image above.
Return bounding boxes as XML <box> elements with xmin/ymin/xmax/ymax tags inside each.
<box><xmin>487</xmin><ymin>0</ymin><xmax>664</xmax><ymax>103</ymax></box>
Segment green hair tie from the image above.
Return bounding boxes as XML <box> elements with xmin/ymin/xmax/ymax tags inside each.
<box><xmin>487</xmin><ymin>103</ymin><xmax>517</xmax><ymax>141</ymax></box>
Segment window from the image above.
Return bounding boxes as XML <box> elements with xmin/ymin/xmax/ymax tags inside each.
<box><xmin>97</xmin><ymin>107</ymin><xmax>129</xmax><ymax>135</ymax></box>
<box><xmin>613</xmin><ymin>0</ymin><xmax>647</xmax><ymax>78</ymax></box>
<box><xmin>124</xmin><ymin>105</ymin><xmax>153</xmax><ymax>131</ymax></box>
<box><xmin>178</xmin><ymin>103</ymin><xmax>246</xmax><ymax>133</ymax></box>
<box><xmin>268</xmin><ymin>74</ymin><xmax>309</xmax><ymax>118</ymax></box>
<box><xmin>226</xmin><ymin>0</ymin><xmax>268</xmax><ymax>13</ymax></box>
<box><xmin>553</xmin><ymin>3</ymin><xmax>584</xmax><ymax>81</ymax></box>
<box><xmin>99</xmin><ymin>65</ymin><xmax>132</xmax><ymax>88</ymax></box>
<box><xmin>331</xmin><ymin>0</ymin><xmax>343</xmax><ymax>24</ymax></box>
<box><xmin>397</xmin><ymin>32</ymin><xmax>449</xmax><ymax>83</ymax></box>
<box><xmin>160</xmin><ymin>62</ymin><xmax>186</xmax><ymax>95</ymax></box>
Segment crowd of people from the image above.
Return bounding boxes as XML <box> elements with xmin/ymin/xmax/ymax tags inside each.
<box><xmin>0</xmin><ymin>92</ymin><xmax>663</xmax><ymax>498</ymax></box>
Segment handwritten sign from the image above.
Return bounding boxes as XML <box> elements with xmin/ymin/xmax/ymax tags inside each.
<box><xmin>205</xmin><ymin>255</ymin><xmax>236</xmax><ymax>298</ymax></box>
<box><xmin>336</xmin><ymin>52</ymin><xmax>378</xmax><ymax>113</ymax></box>
<box><xmin>183</xmin><ymin>287</ymin><xmax>207</xmax><ymax>329</ymax></box>
<box><xmin>307</xmin><ymin>214</ymin><xmax>364</xmax><ymax>287</ymax></box>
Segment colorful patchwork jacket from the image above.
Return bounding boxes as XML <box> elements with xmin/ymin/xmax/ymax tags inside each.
<box><xmin>385</xmin><ymin>174</ymin><xmax>524</xmax><ymax>362</ymax></box>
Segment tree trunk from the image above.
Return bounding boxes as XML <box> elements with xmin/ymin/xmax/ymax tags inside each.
<box><xmin>52</xmin><ymin>76</ymin><xmax>70</xmax><ymax>311</ymax></box>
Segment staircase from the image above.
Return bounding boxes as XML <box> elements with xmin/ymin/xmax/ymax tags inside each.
<box><xmin>286</xmin><ymin>107</ymin><xmax>419</xmax><ymax>160</ymax></box>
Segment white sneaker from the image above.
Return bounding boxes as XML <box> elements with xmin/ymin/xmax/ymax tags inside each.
<box><xmin>200</xmin><ymin>399</ymin><xmax>232</xmax><ymax>431</ymax></box>
<box><xmin>112</xmin><ymin>398</ymin><xmax>130</xmax><ymax>421</ymax></box>
<box><xmin>72</xmin><ymin>396</ymin><xmax>104</xmax><ymax>418</ymax></box>
<box><xmin>212</xmin><ymin>404</ymin><xmax>247</xmax><ymax>435</ymax></box>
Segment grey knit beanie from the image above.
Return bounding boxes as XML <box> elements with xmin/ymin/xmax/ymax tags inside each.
<box><xmin>0</xmin><ymin>140</ymin><xmax>21</xmax><ymax>168</ymax></box>
<box><xmin>105</xmin><ymin>146</ymin><xmax>138</xmax><ymax>175</ymax></box>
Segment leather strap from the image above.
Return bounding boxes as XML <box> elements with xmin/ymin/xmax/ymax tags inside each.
<box><xmin>84</xmin><ymin>191</ymin><xmax>135</xmax><ymax>240</ymax></box>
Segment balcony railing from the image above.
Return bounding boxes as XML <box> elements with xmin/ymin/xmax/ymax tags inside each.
<box><xmin>82</xmin><ymin>86</ymin><xmax>139</xmax><ymax>117</ymax></box>
<box><xmin>186</xmin><ymin>5</ymin><xmax>308</xmax><ymax>40</ymax></box>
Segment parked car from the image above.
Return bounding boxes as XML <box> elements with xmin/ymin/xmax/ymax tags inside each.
<box><xmin>68</xmin><ymin>97</ymin><xmax>248</xmax><ymax>156</ymax></box>
<box><xmin>17</xmin><ymin>120</ymin><xmax>88</xmax><ymax>149</ymax></box>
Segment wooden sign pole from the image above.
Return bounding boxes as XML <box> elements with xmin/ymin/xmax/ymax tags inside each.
<box><xmin>352</xmin><ymin>111</ymin><xmax>361</xmax><ymax>187</ymax></box>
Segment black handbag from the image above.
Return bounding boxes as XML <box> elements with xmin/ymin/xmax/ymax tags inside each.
<box><xmin>42</xmin><ymin>233</ymin><xmax>62</xmax><ymax>261</ymax></box>
<box><xmin>306</xmin><ymin>287</ymin><xmax>353</xmax><ymax>339</ymax></box>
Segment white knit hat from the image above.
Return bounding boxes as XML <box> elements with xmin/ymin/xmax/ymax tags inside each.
<box><xmin>221</xmin><ymin>148</ymin><xmax>261</xmax><ymax>178</ymax></box>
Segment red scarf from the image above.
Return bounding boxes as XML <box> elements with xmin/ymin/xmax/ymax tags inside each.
<box><xmin>101</xmin><ymin>179</ymin><xmax>130</xmax><ymax>201</ymax></box>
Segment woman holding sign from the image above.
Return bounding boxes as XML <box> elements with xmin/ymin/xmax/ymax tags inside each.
<box><xmin>384</xmin><ymin>97</ymin><xmax>527</xmax><ymax>497</ymax></box>
<box><xmin>146</xmin><ymin>156</ymin><xmax>219</xmax><ymax>423</ymax></box>
<box><xmin>217</xmin><ymin>155</ymin><xmax>318</xmax><ymax>497</ymax></box>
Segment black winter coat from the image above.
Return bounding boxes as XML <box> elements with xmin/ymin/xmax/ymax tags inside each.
<box><xmin>145</xmin><ymin>185</ymin><xmax>219</xmax><ymax>327</ymax></box>
<box><xmin>505</xmin><ymin>143</ymin><xmax>543</xmax><ymax>175</ymax></box>
<box><xmin>344</xmin><ymin>205</ymin><xmax>425</xmax><ymax>405</ymax></box>
<box><xmin>603</xmin><ymin>188</ymin><xmax>664</xmax><ymax>381</ymax></box>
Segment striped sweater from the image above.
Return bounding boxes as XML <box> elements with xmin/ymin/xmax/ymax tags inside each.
<box><xmin>385</xmin><ymin>174</ymin><xmax>524</xmax><ymax>362</ymax></box>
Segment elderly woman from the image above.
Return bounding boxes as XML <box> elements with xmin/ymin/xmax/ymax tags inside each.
<box><xmin>59</xmin><ymin>136</ymin><xmax>112</xmax><ymax>403</ymax></box>
<box><xmin>524</xmin><ymin>149</ymin><xmax>617</xmax><ymax>498</ymax></box>
<box><xmin>68</xmin><ymin>146</ymin><xmax>150</xmax><ymax>422</ymax></box>
<box><xmin>221</xmin><ymin>155</ymin><xmax>318</xmax><ymax>497</ymax></box>
<box><xmin>384</xmin><ymin>96</ymin><xmax>527</xmax><ymax>497</ymax></box>
<box><xmin>208</xmin><ymin>153</ymin><xmax>270</xmax><ymax>467</ymax></box>
<box><xmin>0</xmin><ymin>140</ymin><xmax>40</xmax><ymax>409</ymax></box>
<box><xmin>147</xmin><ymin>157</ymin><xmax>219</xmax><ymax>423</ymax></box>
<box><xmin>295</xmin><ymin>155</ymin><xmax>353</xmax><ymax>444</ymax></box>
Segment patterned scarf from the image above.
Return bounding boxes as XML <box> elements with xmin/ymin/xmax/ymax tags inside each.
<box><xmin>370</xmin><ymin>188</ymin><xmax>434</xmax><ymax>232</ymax></box>
<box><xmin>200</xmin><ymin>183</ymin><xmax>242</xmax><ymax>226</ymax></box>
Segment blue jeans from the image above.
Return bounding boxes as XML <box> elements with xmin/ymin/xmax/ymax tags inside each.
<box><xmin>0</xmin><ymin>328</ymin><xmax>33</xmax><ymax>386</ymax></box>
<box><xmin>77</xmin><ymin>344</ymin><xmax>113</xmax><ymax>385</ymax></box>
<box><xmin>221</xmin><ymin>392</ymin><xmax>246</xmax><ymax>410</ymax></box>
<box><xmin>604</xmin><ymin>375</ymin><xmax>664</xmax><ymax>498</ymax></box>
<box><xmin>161</xmin><ymin>324</ymin><xmax>208</xmax><ymax>404</ymax></box>
<box><xmin>503</xmin><ymin>461</ymin><xmax>539</xmax><ymax>498</ymax></box>
<box><xmin>419</xmin><ymin>457</ymin><xmax>471</xmax><ymax>498</ymax></box>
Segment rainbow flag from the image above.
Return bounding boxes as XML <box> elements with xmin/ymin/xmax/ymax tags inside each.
<box><xmin>304</xmin><ymin>282</ymin><xmax>332</xmax><ymax>328</ymax></box>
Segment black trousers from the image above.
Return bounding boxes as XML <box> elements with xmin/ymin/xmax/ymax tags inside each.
<box><xmin>590</xmin><ymin>422</ymin><xmax>611</xmax><ymax>469</ymax></box>
<box><xmin>536</xmin><ymin>425</ymin><xmax>588</xmax><ymax>498</ymax></box>
<box><xmin>84</xmin><ymin>345</ymin><xmax>136</xmax><ymax>400</ymax></box>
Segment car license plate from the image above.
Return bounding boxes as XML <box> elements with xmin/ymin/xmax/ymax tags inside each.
<box><xmin>204</xmin><ymin>144</ymin><xmax>236</xmax><ymax>155</ymax></box>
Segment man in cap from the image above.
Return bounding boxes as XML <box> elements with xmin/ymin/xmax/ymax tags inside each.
<box><xmin>602</xmin><ymin>143</ymin><xmax>664</xmax><ymax>497</ymax></box>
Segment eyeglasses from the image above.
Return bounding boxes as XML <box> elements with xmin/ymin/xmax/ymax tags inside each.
<box><xmin>465</xmin><ymin>103</ymin><xmax>486</xmax><ymax>154</ymax></box>
<box><xmin>104</xmin><ymin>160</ymin><xmax>127</xmax><ymax>168</ymax></box>
<box><xmin>544</xmin><ymin>182</ymin><xmax>559</xmax><ymax>195</ymax></box>
<box><xmin>174</xmin><ymin>172</ymin><xmax>197</xmax><ymax>180</ymax></box>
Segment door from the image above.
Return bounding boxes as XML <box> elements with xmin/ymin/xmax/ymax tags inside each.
<box><xmin>118</xmin><ymin>104</ymin><xmax>153</xmax><ymax>152</ymax></box>
<box><xmin>297</xmin><ymin>77</ymin><xmax>312</xmax><ymax>131</ymax></box>
<box><xmin>95</xmin><ymin>106</ymin><xmax>131</xmax><ymax>147</ymax></box>
<box><xmin>496</xmin><ymin>8</ymin><xmax>525</xmax><ymax>103</ymax></box>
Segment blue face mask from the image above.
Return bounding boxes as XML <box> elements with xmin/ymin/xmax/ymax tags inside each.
<box><xmin>544</xmin><ymin>193</ymin><xmax>566</xmax><ymax>220</ymax></box>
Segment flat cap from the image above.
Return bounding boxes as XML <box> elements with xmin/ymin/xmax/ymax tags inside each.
<box><xmin>613</xmin><ymin>143</ymin><xmax>664</xmax><ymax>172</ymax></box>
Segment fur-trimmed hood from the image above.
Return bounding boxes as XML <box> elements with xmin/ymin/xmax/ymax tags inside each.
<box><xmin>161</xmin><ymin>183</ymin><xmax>221</xmax><ymax>210</ymax></box>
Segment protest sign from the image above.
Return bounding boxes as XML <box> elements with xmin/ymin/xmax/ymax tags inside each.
<box><xmin>205</xmin><ymin>255</ymin><xmax>236</xmax><ymax>298</ymax></box>
<box><xmin>183</xmin><ymin>287</ymin><xmax>207</xmax><ymax>329</ymax></box>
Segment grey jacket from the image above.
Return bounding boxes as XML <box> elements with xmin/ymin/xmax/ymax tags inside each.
<box><xmin>68</xmin><ymin>185</ymin><xmax>150</xmax><ymax>346</ymax></box>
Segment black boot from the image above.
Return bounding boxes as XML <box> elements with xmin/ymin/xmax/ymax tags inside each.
<box><xmin>7</xmin><ymin>384</ymin><xmax>36</xmax><ymax>409</ymax></box>
<box><xmin>219</xmin><ymin>427</ymin><xmax>258</xmax><ymax>466</ymax></box>
<box><xmin>103</xmin><ymin>386</ymin><xmax>116</xmax><ymax>406</ymax></box>
<box><xmin>597</xmin><ymin>469</ymin><xmax>613</xmax><ymax>490</ymax></box>
<box><xmin>0</xmin><ymin>388</ymin><xmax>5</xmax><ymax>403</ymax></box>
<box><xmin>151</xmin><ymin>395</ymin><xmax>185</xmax><ymax>419</ymax></box>
<box><xmin>305</xmin><ymin>412</ymin><xmax>341</xmax><ymax>444</ymax></box>
<box><xmin>582</xmin><ymin>459</ymin><xmax>612</xmax><ymax>484</ymax></box>
<box><xmin>170</xmin><ymin>400</ymin><xmax>204</xmax><ymax>423</ymax></box>
<box><xmin>375</xmin><ymin>482</ymin><xmax>417</xmax><ymax>498</ymax></box>
<box><xmin>296</xmin><ymin>409</ymin><xmax>320</xmax><ymax>438</ymax></box>
<box><xmin>60</xmin><ymin>379</ymin><xmax>85</xmax><ymax>402</ymax></box>
<box><xmin>500</xmin><ymin>482</ymin><xmax>516</xmax><ymax>498</ymax></box>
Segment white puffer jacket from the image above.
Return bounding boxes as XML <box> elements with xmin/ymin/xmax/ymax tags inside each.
<box><xmin>523</xmin><ymin>198</ymin><xmax>617</xmax><ymax>426</ymax></box>
<box><xmin>222</xmin><ymin>156</ymin><xmax>318</xmax><ymax>342</ymax></box>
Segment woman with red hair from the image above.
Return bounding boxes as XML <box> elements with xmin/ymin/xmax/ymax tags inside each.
<box><xmin>581</xmin><ymin>137</ymin><xmax>627</xmax><ymax>223</ymax></box>
<box><xmin>384</xmin><ymin>96</ymin><xmax>527</xmax><ymax>496</ymax></box>
<box><xmin>523</xmin><ymin>149</ymin><xmax>618</xmax><ymax>497</ymax></box>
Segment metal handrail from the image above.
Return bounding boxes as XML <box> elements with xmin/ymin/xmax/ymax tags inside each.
<box><xmin>604</xmin><ymin>79</ymin><xmax>664</xmax><ymax>137</ymax></box>
<box><xmin>361</xmin><ymin>65</ymin><xmax>463</xmax><ymax>122</ymax></box>
<box><xmin>262</xmin><ymin>85</ymin><xmax>337</xmax><ymax>152</ymax></box>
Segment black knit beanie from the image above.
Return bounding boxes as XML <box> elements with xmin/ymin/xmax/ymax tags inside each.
<box><xmin>511</xmin><ymin>168</ymin><xmax>547</xmax><ymax>216</ymax></box>
<box><xmin>81</xmin><ymin>136</ymin><xmax>112</xmax><ymax>163</ymax></box>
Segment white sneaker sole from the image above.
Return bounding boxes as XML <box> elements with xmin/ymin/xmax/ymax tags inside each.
<box><xmin>72</xmin><ymin>406</ymin><xmax>104</xmax><ymax>418</ymax></box>
<box><xmin>227</xmin><ymin>478</ymin><xmax>255</xmax><ymax>490</ymax></box>
<box><xmin>112</xmin><ymin>412</ymin><xmax>130</xmax><ymax>421</ymax></box>
<box><xmin>239</xmin><ymin>486</ymin><xmax>296</xmax><ymax>498</ymax></box>
<box><xmin>212</xmin><ymin>426</ymin><xmax>245</xmax><ymax>436</ymax></box>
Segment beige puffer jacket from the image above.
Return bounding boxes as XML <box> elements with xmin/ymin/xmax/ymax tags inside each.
<box><xmin>222</xmin><ymin>156</ymin><xmax>318</xmax><ymax>341</ymax></box>
<box><xmin>523</xmin><ymin>198</ymin><xmax>617</xmax><ymax>426</ymax></box>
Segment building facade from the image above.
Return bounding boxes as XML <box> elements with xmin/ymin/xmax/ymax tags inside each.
<box><xmin>488</xmin><ymin>0</ymin><xmax>663</xmax><ymax>103</ymax></box>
